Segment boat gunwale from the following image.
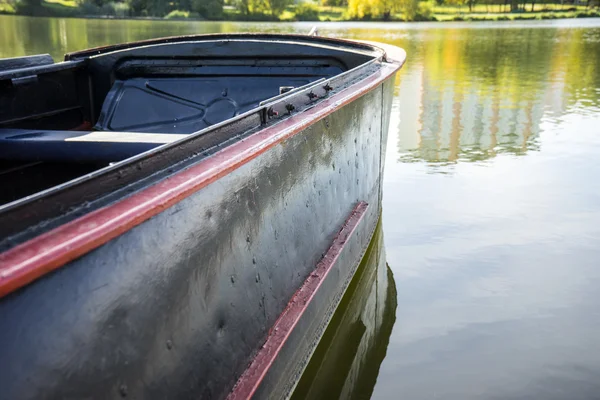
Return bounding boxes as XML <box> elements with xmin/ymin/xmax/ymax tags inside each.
<box><xmin>0</xmin><ymin>39</ymin><xmax>404</xmax><ymax>298</ymax></box>
<box><xmin>0</xmin><ymin>41</ymin><xmax>388</xmax><ymax>244</ymax></box>
<box><xmin>63</xmin><ymin>33</ymin><xmax>380</xmax><ymax>61</ymax></box>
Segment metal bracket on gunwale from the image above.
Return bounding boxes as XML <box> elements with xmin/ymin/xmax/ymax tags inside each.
<box><xmin>259</xmin><ymin>58</ymin><xmax>383</xmax><ymax>125</ymax></box>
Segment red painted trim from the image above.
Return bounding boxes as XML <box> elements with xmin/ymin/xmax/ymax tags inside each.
<box><xmin>70</xmin><ymin>121</ymin><xmax>93</xmax><ymax>131</ymax></box>
<box><xmin>0</xmin><ymin>62</ymin><xmax>399</xmax><ymax>299</ymax></box>
<box><xmin>226</xmin><ymin>201</ymin><xmax>369</xmax><ymax>400</ymax></box>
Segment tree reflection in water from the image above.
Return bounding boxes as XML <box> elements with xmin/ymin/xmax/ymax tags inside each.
<box><xmin>292</xmin><ymin>220</ymin><xmax>397</xmax><ymax>400</ymax></box>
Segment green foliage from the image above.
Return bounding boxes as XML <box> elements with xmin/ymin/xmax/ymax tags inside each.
<box><xmin>124</xmin><ymin>0</ymin><xmax>170</xmax><ymax>16</ymax></box>
<box><xmin>263</xmin><ymin>0</ymin><xmax>291</xmax><ymax>17</ymax></box>
<box><xmin>107</xmin><ymin>2</ymin><xmax>129</xmax><ymax>16</ymax></box>
<box><xmin>80</xmin><ymin>1</ymin><xmax>129</xmax><ymax>15</ymax></box>
<box><xmin>232</xmin><ymin>0</ymin><xmax>279</xmax><ymax>16</ymax></box>
<box><xmin>346</xmin><ymin>0</ymin><xmax>367</xmax><ymax>18</ymax></box>
<box><xmin>15</xmin><ymin>0</ymin><xmax>43</xmax><ymax>14</ymax></box>
<box><xmin>347</xmin><ymin>0</ymin><xmax>397</xmax><ymax>19</ymax></box>
<box><xmin>234</xmin><ymin>0</ymin><xmax>249</xmax><ymax>14</ymax></box>
<box><xmin>399</xmin><ymin>0</ymin><xmax>418</xmax><ymax>20</ymax></box>
<box><xmin>125</xmin><ymin>0</ymin><xmax>145</xmax><ymax>14</ymax></box>
<box><xmin>192</xmin><ymin>0</ymin><xmax>223</xmax><ymax>18</ymax></box>
<box><xmin>415</xmin><ymin>0</ymin><xmax>434</xmax><ymax>19</ymax></box>
<box><xmin>294</xmin><ymin>1</ymin><xmax>319</xmax><ymax>19</ymax></box>
<box><xmin>0</xmin><ymin>1</ymin><xmax>16</xmax><ymax>12</ymax></box>
<box><xmin>145</xmin><ymin>0</ymin><xmax>169</xmax><ymax>15</ymax></box>
<box><xmin>164</xmin><ymin>8</ymin><xmax>189</xmax><ymax>17</ymax></box>
<box><xmin>576</xmin><ymin>9</ymin><xmax>600</xmax><ymax>17</ymax></box>
<box><xmin>5</xmin><ymin>0</ymin><xmax>600</xmax><ymax>21</ymax></box>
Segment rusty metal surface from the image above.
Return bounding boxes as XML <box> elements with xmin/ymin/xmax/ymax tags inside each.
<box><xmin>0</xmin><ymin>78</ymin><xmax>390</xmax><ymax>400</ymax></box>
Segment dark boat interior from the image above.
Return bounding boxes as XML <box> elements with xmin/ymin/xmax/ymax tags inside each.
<box><xmin>0</xmin><ymin>36</ymin><xmax>378</xmax><ymax>208</ymax></box>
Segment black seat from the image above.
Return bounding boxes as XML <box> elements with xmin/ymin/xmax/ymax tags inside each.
<box><xmin>0</xmin><ymin>129</ymin><xmax>185</xmax><ymax>163</ymax></box>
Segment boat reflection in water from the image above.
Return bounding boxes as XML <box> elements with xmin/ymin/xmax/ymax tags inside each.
<box><xmin>292</xmin><ymin>219</ymin><xmax>396</xmax><ymax>400</ymax></box>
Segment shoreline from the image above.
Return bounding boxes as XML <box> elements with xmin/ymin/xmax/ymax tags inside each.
<box><xmin>1</xmin><ymin>11</ymin><xmax>599</xmax><ymax>23</ymax></box>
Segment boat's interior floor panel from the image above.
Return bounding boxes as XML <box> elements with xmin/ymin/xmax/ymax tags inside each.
<box><xmin>96</xmin><ymin>75</ymin><xmax>338</xmax><ymax>134</ymax></box>
<box><xmin>0</xmin><ymin>35</ymin><xmax>383</xmax><ymax>212</ymax></box>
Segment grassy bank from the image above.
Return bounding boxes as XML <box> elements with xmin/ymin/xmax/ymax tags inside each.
<box><xmin>1</xmin><ymin>0</ymin><xmax>599</xmax><ymax>22</ymax></box>
<box><xmin>432</xmin><ymin>9</ymin><xmax>600</xmax><ymax>22</ymax></box>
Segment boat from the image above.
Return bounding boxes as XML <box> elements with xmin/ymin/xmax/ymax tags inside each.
<box><xmin>0</xmin><ymin>34</ymin><xmax>405</xmax><ymax>400</ymax></box>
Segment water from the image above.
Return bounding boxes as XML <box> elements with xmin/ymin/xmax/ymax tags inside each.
<box><xmin>2</xmin><ymin>15</ymin><xmax>600</xmax><ymax>399</ymax></box>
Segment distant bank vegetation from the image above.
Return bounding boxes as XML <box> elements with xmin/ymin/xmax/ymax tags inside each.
<box><xmin>1</xmin><ymin>0</ymin><xmax>599</xmax><ymax>22</ymax></box>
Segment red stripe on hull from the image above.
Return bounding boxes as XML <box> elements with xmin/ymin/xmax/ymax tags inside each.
<box><xmin>226</xmin><ymin>201</ymin><xmax>369</xmax><ymax>400</ymax></box>
<box><xmin>0</xmin><ymin>63</ymin><xmax>399</xmax><ymax>298</ymax></box>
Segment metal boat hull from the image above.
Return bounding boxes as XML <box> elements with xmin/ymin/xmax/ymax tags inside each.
<box><xmin>0</xmin><ymin>39</ymin><xmax>400</xmax><ymax>400</ymax></box>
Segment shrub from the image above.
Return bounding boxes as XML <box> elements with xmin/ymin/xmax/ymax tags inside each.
<box><xmin>226</xmin><ymin>10</ymin><xmax>274</xmax><ymax>20</ymax></box>
<box><xmin>81</xmin><ymin>1</ymin><xmax>128</xmax><ymax>16</ymax></box>
<box><xmin>576</xmin><ymin>10</ymin><xmax>600</xmax><ymax>18</ymax></box>
<box><xmin>0</xmin><ymin>2</ymin><xmax>16</xmax><ymax>13</ymax></box>
<box><xmin>80</xmin><ymin>1</ymin><xmax>101</xmax><ymax>15</ymax></box>
<box><xmin>192</xmin><ymin>0</ymin><xmax>223</xmax><ymax>19</ymax></box>
<box><xmin>414</xmin><ymin>1</ymin><xmax>434</xmax><ymax>20</ymax></box>
<box><xmin>294</xmin><ymin>1</ymin><xmax>319</xmax><ymax>21</ymax></box>
<box><xmin>164</xmin><ymin>9</ymin><xmax>189</xmax><ymax>18</ymax></box>
<box><xmin>109</xmin><ymin>2</ymin><xmax>130</xmax><ymax>17</ymax></box>
<box><xmin>79</xmin><ymin>1</ymin><xmax>129</xmax><ymax>16</ymax></box>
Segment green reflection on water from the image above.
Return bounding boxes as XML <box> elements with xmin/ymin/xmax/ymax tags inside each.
<box><xmin>0</xmin><ymin>15</ymin><xmax>297</xmax><ymax>60</ymax></box>
<box><xmin>319</xmin><ymin>23</ymin><xmax>600</xmax><ymax>168</ymax></box>
<box><xmin>291</xmin><ymin>220</ymin><xmax>397</xmax><ymax>400</ymax></box>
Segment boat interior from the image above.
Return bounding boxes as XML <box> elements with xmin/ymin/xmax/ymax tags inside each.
<box><xmin>0</xmin><ymin>36</ymin><xmax>380</xmax><ymax>209</ymax></box>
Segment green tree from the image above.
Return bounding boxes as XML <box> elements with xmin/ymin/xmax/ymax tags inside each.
<box><xmin>126</xmin><ymin>0</ymin><xmax>146</xmax><ymax>14</ymax></box>
<box><xmin>193</xmin><ymin>0</ymin><xmax>223</xmax><ymax>18</ymax></box>
<box><xmin>16</xmin><ymin>0</ymin><xmax>42</xmax><ymax>14</ymax></box>
<box><xmin>347</xmin><ymin>0</ymin><xmax>367</xmax><ymax>18</ymax></box>
<box><xmin>235</xmin><ymin>0</ymin><xmax>250</xmax><ymax>14</ymax></box>
<box><xmin>399</xmin><ymin>0</ymin><xmax>418</xmax><ymax>19</ymax></box>
<box><xmin>146</xmin><ymin>0</ymin><xmax>170</xmax><ymax>15</ymax></box>
<box><xmin>347</xmin><ymin>0</ymin><xmax>397</xmax><ymax>19</ymax></box>
<box><xmin>235</xmin><ymin>0</ymin><xmax>270</xmax><ymax>15</ymax></box>
<box><xmin>263</xmin><ymin>0</ymin><xmax>291</xmax><ymax>17</ymax></box>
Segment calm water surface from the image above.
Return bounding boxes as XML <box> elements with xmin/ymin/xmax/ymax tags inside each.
<box><xmin>2</xmin><ymin>15</ymin><xmax>600</xmax><ymax>399</ymax></box>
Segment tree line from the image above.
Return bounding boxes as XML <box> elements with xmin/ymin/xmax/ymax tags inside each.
<box><xmin>13</xmin><ymin>0</ymin><xmax>598</xmax><ymax>20</ymax></box>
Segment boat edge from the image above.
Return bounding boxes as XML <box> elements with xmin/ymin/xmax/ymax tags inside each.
<box><xmin>0</xmin><ymin>42</ymin><xmax>404</xmax><ymax>298</ymax></box>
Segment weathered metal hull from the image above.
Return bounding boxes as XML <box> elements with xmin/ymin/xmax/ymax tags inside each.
<box><xmin>0</xmin><ymin>40</ymin><xmax>400</xmax><ymax>400</ymax></box>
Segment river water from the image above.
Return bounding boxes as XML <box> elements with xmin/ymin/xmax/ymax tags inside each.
<box><xmin>2</xmin><ymin>15</ymin><xmax>600</xmax><ymax>399</ymax></box>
